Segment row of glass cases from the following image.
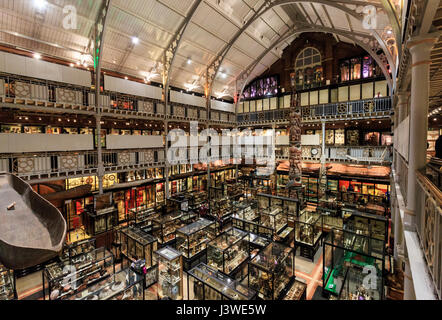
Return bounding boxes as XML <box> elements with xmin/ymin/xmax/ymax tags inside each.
<box><xmin>0</xmin><ymin>265</ymin><xmax>16</xmax><ymax>300</ymax></box>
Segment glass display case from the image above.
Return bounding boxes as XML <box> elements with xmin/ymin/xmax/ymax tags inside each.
<box><xmin>257</xmin><ymin>193</ymin><xmax>300</xmax><ymax>222</ymax></box>
<box><xmin>187</xmin><ymin>263</ymin><xmax>257</xmax><ymax>300</ymax></box>
<box><xmin>294</xmin><ymin>210</ymin><xmax>323</xmax><ymax>261</ymax></box>
<box><xmin>43</xmin><ymin>247</ymin><xmax>115</xmax><ymax>300</ymax></box>
<box><xmin>302</xmin><ymin>176</ymin><xmax>319</xmax><ymax>203</ymax></box>
<box><xmin>152</xmin><ymin>211</ymin><xmax>188</xmax><ymax>245</ymax></box>
<box><xmin>247</xmin><ymin>242</ymin><xmax>295</xmax><ymax>300</ymax></box>
<box><xmin>175</xmin><ymin>218</ymin><xmax>216</xmax><ymax>270</ymax></box>
<box><xmin>70</xmin><ymin>268</ymin><xmax>145</xmax><ymax>300</ymax></box>
<box><xmin>207</xmin><ymin>228</ymin><xmax>250</xmax><ymax>277</ymax></box>
<box><xmin>132</xmin><ymin>205</ymin><xmax>161</xmax><ymax>229</ymax></box>
<box><xmin>322</xmin><ymin>229</ymin><xmax>385</xmax><ymax>299</ymax></box>
<box><xmin>342</xmin><ymin>208</ymin><xmax>388</xmax><ymax>245</ymax></box>
<box><xmin>119</xmin><ymin>225</ymin><xmax>158</xmax><ymax>288</ymax></box>
<box><xmin>259</xmin><ymin>207</ymin><xmax>288</xmax><ymax>235</ymax></box>
<box><xmin>155</xmin><ymin>246</ymin><xmax>183</xmax><ymax>300</ymax></box>
<box><xmin>317</xmin><ymin>195</ymin><xmax>343</xmax><ymax>230</ymax></box>
<box><xmin>0</xmin><ymin>265</ymin><xmax>16</xmax><ymax>300</ymax></box>
<box><xmin>231</xmin><ymin>200</ymin><xmax>259</xmax><ymax>222</ymax></box>
<box><xmin>61</xmin><ymin>238</ymin><xmax>96</xmax><ymax>262</ymax></box>
<box><xmin>83</xmin><ymin>207</ymin><xmax>118</xmax><ymax>236</ymax></box>
<box><xmin>232</xmin><ymin>217</ymin><xmax>274</xmax><ymax>240</ymax></box>
<box><xmin>283</xmin><ymin>280</ymin><xmax>307</xmax><ymax>300</ymax></box>
<box><xmin>339</xmin><ymin>267</ymin><xmax>382</xmax><ymax>300</ymax></box>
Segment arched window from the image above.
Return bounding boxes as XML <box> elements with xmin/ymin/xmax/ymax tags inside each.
<box><xmin>295</xmin><ymin>47</ymin><xmax>323</xmax><ymax>90</ymax></box>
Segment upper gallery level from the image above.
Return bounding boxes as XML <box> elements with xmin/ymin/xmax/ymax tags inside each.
<box><xmin>0</xmin><ymin>51</ymin><xmax>236</xmax><ymax>125</ymax></box>
<box><xmin>237</xmin><ymin>33</ymin><xmax>392</xmax><ymax>125</ymax></box>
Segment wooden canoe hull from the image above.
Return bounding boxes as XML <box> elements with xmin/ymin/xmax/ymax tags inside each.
<box><xmin>0</xmin><ymin>173</ymin><xmax>67</xmax><ymax>270</ymax></box>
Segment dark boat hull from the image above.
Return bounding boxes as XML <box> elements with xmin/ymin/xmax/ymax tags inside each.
<box><xmin>0</xmin><ymin>173</ymin><xmax>67</xmax><ymax>270</ymax></box>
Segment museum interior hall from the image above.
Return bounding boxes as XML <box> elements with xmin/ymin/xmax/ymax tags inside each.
<box><xmin>0</xmin><ymin>0</ymin><xmax>441</xmax><ymax>302</ymax></box>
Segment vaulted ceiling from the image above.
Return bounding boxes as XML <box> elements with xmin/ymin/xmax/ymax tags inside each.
<box><xmin>0</xmin><ymin>0</ymin><xmax>404</xmax><ymax>98</ymax></box>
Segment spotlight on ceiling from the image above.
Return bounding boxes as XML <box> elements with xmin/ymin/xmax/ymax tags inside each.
<box><xmin>34</xmin><ymin>0</ymin><xmax>47</xmax><ymax>10</ymax></box>
<box><xmin>132</xmin><ymin>37</ymin><xmax>139</xmax><ymax>45</ymax></box>
<box><xmin>33</xmin><ymin>52</ymin><xmax>42</xmax><ymax>60</ymax></box>
<box><xmin>221</xmin><ymin>72</ymin><xmax>227</xmax><ymax>79</ymax></box>
<box><xmin>187</xmin><ymin>58</ymin><xmax>192</xmax><ymax>65</ymax></box>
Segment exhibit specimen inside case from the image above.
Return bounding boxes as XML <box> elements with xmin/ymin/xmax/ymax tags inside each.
<box><xmin>247</xmin><ymin>242</ymin><xmax>295</xmax><ymax>300</ymax></box>
<box><xmin>294</xmin><ymin>210</ymin><xmax>323</xmax><ymax>260</ymax></box>
<box><xmin>207</xmin><ymin>228</ymin><xmax>250</xmax><ymax>277</ymax></box>
<box><xmin>0</xmin><ymin>265</ymin><xmax>16</xmax><ymax>300</ymax></box>
<box><xmin>118</xmin><ymin>225</ymin><xmax>158</xmax><ymax>287</ymax></box>
<box><xmin>43</xmin><ymin>247</ymin><xmax>115</xmax><ymax>300</ymax></box>
<box><xmin>155</xmin><ymin>246</ymin><xmax>183</xmax><ymax>300</ymax></box>
<box><xmin>69</xmin><ymin>268</ymin><xmax>145</xmax><ymax>300</ymax></box>
<box><xmin>175</xmin><ymin>218</ymin><xmax>216</xmax><ymax>268</ymax></box>
<box><xmin>322</xmin><ymin>229</ymin><xmax>386</xmax><ymax>299</ymax></box>
<box><xmin>187</xmin><ymin>263</ymin><xmax>257</xmax><ymax>300</ymax></box>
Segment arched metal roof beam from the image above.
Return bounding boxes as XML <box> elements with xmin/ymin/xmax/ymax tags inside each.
<box><xmin>234</xmin><ymin>25</ymin><xmax>394</xmax><ymax>110</ymax></box>
<box><xmin>205</xmin><ymin>0</ymin><xmax>399</xmax><ymax>97</ymax></box>
<box><xmin>162</xmin><ymin>0</ymin><xmax>203</xmax><ymax>105</ymax></box>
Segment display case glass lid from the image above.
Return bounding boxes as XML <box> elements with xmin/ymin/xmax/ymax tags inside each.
<box><xmin>250</xmin><ymin>242</ymin><xmax>293</xmax><ymax>272</ymax></box>
<box><xmin>156</xmin><ymin>246</ymin><xmax>182</xmax><ymax>261</ymax></box>
<box><xmin>45</xmin><ymin>247</ymin><xmax>113</xmax><ymax>281</ymax></box>
<box><xmin>121</xmin><ymin>226</ymin><xmax>157</xmax><ymax>245</ymax></box>
<box><xmin>208</xmin><ymin>228</ymin><xmax>247</xmax><ymax>251</ymax></box>
<box><xmin>74</xmin><ymin>268</ymin><xmax>142</xmax><ymax>301</ymax></box>
<box><xmin>188</xmin><ymin>263</ymin><xmax>256</xmax><ymax>300</ymax></box>
<box><xmin>154</xmin><ymin>211</ymin><xmax>183</xmax><ymax>223</ymax></box>
<box><xmin>177</xmin><ymin>218</ymin><xmax>214</xmax><ymax>235</ymax></box>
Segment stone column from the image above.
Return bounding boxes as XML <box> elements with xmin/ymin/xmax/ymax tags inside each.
<box><xmin>406</xmin><ymin>35</ymin><xmax>438</xmax><ymax>225</ymax></box>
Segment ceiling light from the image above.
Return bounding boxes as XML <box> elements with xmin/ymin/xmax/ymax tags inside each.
<box><xmin>125</xmin><ymin>76</ymin><xmax>128</xmax><ymax>80</ymax></box>
<box><xmin>34</xmin><ymin>0</ymin><xmax>47</xmax><ymax>10</ymax></box>
<box><xmin>69</xmin><ymin>63</ymin><xmax>74</xmax><ymax>67</ymax></box>
<box><xmin>221</xmin><ymin>72</ymin><xmax>227</xmax><ymax>79</ymax></box>
<box><xmin>187</xmin><ymin>59</ymin><xmax>192</xmax><ymax>65</ymax></box>
<box><xmin>131</xmin><ymin>37</ymin><xmax>139</xmax><ymax>45</ymax></box>
<box><xmin>33</xmin><ymin>53</ymin><xmax>41</xmax><ymax>60</ymax></box>
<box><xmin>434</xmin><ymin>118</ymin><xmax>437</xmax><ymax>121</ymax></box>
<box><xmin>76</xmin><ymin>61</ymin><xmax>81</xmax><ymax>66</ymax></box>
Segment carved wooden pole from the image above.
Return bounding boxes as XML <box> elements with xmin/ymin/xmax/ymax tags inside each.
<box><xmin>288</xmin><ymin>73</ymin><xmax>302</xmax><ymax>199</ymax></box>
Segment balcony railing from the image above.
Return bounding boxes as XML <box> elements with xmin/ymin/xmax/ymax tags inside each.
<box><xmin>276</xmin><ymin>145</ymin><xmax>392</xmax><ymax>164</ymax></box>
<box><xmin>0</xmin><ymin>149</ymin><xmax>165</xmax><ymax>181</ymax></box>
<box><xmin>415</xmin><ymin>167</ymin><xmax>442</xmax><ymax>299</ymax></box>
<box><xmin>237</xmin><ymin>97</ymin><xmax>392</xmax><ymax>124</ymax></box>
<box><xmin>0</xmin><ymin>73</ymin><xmax>235</xmax><ymax>121</ymax></box>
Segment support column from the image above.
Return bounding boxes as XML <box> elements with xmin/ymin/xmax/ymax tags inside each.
<box><xmin>405</xmin><ymin>35</ymin><xmax>438</xmax><ymax>225</ymax></box>
<box><xmin>164</xmin><ymin>120</ymin><xmax>170</xmax><ymax>201</ymax></box>
<box><xmin>319</xmin><ymin>120</ymin><xmax>327</xmax><ymax>198</ymax></box>
<box><xmin>397</xmin><ymin>91</ymin><xmax>409</xmax><ymax>124</ymax></box>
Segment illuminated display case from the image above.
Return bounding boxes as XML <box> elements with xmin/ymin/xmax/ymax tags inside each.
<box><xmin>283</xmin><ymin>280</ymin><xmax>307</xmax><ymax>300</ymax></box>
<box><xmin>247</xmin><ymin>242</ymin><xmax>295</xmax><ymax>300</ymax></box>
<box><xmin>257</xmin><ymin>193</ymin><xmax>300</xmax><ymax>222</ymax></box>
<box><xmin>152</xmin><ymin>211</ymin><xmax>188</xmax><ymax>245</ymax></box>
<box><xmin>61</xmin><ymin>238</ymin><xmax>96</xmax><ymax>262</ymax></box>
<box><xmin>231</xmin><ymin>200</ymin><xmax>259</xmax><ymax>222</ymax></box>
<box><xmin>207</xmin><ymin>228</ymin><xmax>250</xmax><ymax>278</ymax></box>
<box><xmin>294</xmin><ymin>210</ymin><xmax>323</xmax><ymax>261</ymax></box>
<box><xmin>342</xmin><ymin>209</ymin><xmax>388</xmax><ymax>245</ymax></box>
<box><xmin>339</xmin><ymin>267</ymin><xmax>382</xmax><ymax>300</ymax></box>
<box><xmin>187</xmin><ymin>263</ymin><xmax>257</xmax><ymax>300</ymax></box>
<box><xmin>119</xmin><ymin>226</ymin><xmax>158</xmax><ymax>288</ymax></box>
<box><xmin>0</xmin><ymin>265</ymin><xmax>16</xmax><ymax>300</ymax></box>
<box><xmin>259</xmin><ymin>207</ymin><xmax>288</xmax><ymax>235</ymax></box>
<box><xmin>83</xmin><ymin>207</ymin><xmax>118</xmax><ymax>236</ymax></box>
<box><xmin>156</xmin><ymin>246</ymin><xmax>183</xmax><ymax>300</ymax></box>
<box><xmin>322</xmin><ymin>229</ymin><xmax>385</xmax><ymax>299</ymax></box>
<box><xmin>43</xmin><ymin>247</ymin><xmax>115</xmax><ymax>300</ymax></box>
<box><xmin>232</xmin><ymin>216</ymin><xmax>274</xmax><ymax>240</ymax></box>
<box><xmin>175</xmin><ymin>218</ymin><xmax>216</xmax><ymax>270</ymax></box>
<box><xmin>70</xmin><ymin>268</ymin><xmax>145</xmax><ymax>300</ymax></box>
<box><xmin>317</xmin><ymin>195</ymin><xmax>343</xmax><ymax>230</ymax></box>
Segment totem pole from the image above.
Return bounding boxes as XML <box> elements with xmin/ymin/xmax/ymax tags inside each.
<box><xmin>287</xmin><ymin>73</ymin><xmax>304</xmax><ymax>201</ymax></box>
